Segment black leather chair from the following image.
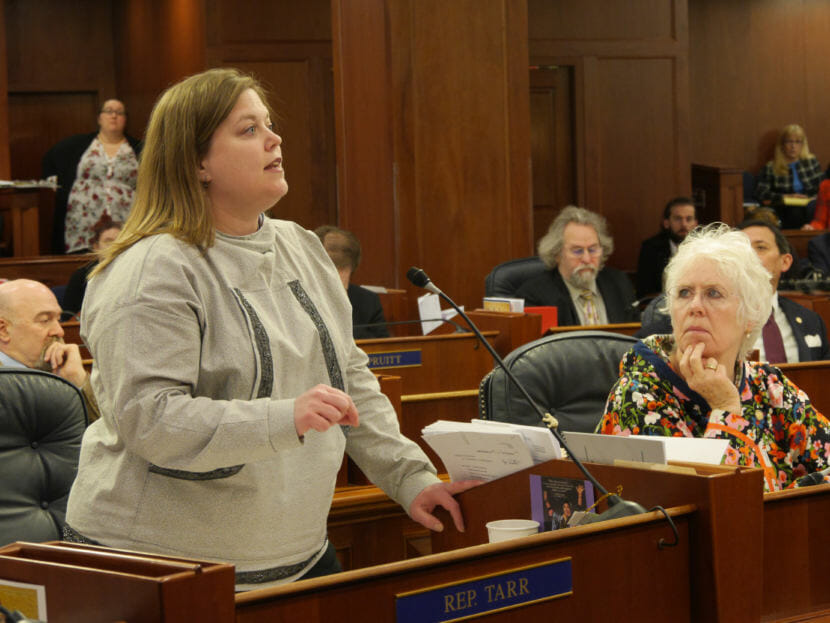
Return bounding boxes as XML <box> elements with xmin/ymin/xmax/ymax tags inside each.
<box><xmin>478</xmin><ymin>330</ymin><xmax>638</xmax><ymax>432</ymax></box>
<box><xmin>0</xmin><ymin>368</ymin><xmax>87</xmax><ymax>546</ymax></box>
<box><xmin>484</xmin><ymin>256</ymin><xmax>547</xmax><ymax>297</ymax></box>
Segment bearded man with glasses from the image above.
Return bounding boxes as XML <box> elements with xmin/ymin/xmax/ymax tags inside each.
<box><xmin>514</xmin><ymin>205</ymin><xmax>638</xmax><ymax>326</ymax></box>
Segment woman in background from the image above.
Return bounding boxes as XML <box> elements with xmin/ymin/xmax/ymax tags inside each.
<box><xmin>42</xmin><ymin>99</ymin><xmax>140</xmax><ymax>253</ymax></box>
<box><xmin>599</xmin><ymin>225</ymin><xmax>830</xmax><ymax>491</ymax></box>
<box><xmin>755</xmin><ymin>124</ymin><xmax>823</xmax><ymax>229</ymax></box>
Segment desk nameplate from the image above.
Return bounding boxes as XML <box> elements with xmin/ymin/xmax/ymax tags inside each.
<box><xmin>395</xmin><ymin>557</ymin><xmax>572</xmax><ymax>622</ymax></box>
<box><xmin>366</xmin><ymin>349</ymin><xmax>422</xmax><ymax>370</ymax></box>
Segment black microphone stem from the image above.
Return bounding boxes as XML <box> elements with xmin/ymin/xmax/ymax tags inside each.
<box><xmin>406</xmin><ymin>266</ymin><xmax>651</xmax><ymax>520</ymax></box>
<box><xmin>431</xmin><ymin>289</ymin><xmax>612</xmax><ymax>500</ymax></box>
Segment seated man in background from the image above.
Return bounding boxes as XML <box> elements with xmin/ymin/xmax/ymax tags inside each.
<box><xmin>639</xmin><ymin>220</ymin><xmax>829</xmax><ymax>362</ymax></box>
<box><xmin>739</xmin><ymin>220</ymin><xmax>830</xmax><ymax>362</ymax></box>
<box><xmin>315</xmin><ymin>225</ymin><xmax>391</xmax><ymax>339</ymax></box>
<box><xmin>0</xmin><ymin>279</ymin><xmax>99</xmax><ymax>420</ymax></box>
<box><xmin>514</xmin><ymin>205</ymin><xmax>638</xmax><ymax>326</ymax></box>
<box><xmin>635</xmin><ymin>196</ymin><xmax>697</xmax><ymax>298</ymax></box>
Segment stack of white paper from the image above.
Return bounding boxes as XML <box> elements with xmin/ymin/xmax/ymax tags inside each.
<box><xmin>422</xmin><ymin>419</ymin><xmax>561</xmax><ymax>482</ymax></box>
<box><xmin>562</xmin><ymin>432</ymin><xmax>728</xmax><ymax>466</ymax></box>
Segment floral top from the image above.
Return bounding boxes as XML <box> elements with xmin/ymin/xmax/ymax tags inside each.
<box><xmin>64</xmin><ymin>139</ymin><xmax>138</xmax><ymax>252</ymax></box>
<box><xmin>598</xmin><ymin>335</ymin><xmax>830</xmax><ymax>492</ymax></box>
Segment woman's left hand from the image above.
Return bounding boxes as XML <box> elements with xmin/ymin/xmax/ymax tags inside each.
<box><xmin>409</xmin><ymin>480</ymin><xmax>482</xmax><ymax>532</ymax></box>
<box><xmin>677</xmin><ymin>343</ymin><xmax>741</xmax><ymax>413</ymax></box>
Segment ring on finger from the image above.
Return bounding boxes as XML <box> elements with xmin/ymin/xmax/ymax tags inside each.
<box><xmin>705</xmin><ymin>361</ymin><xmax>718</xmax><ymax>371</ymax></box>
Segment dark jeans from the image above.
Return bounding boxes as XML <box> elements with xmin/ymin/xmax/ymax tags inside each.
<box><xmin>299</xmin><ymin>540</ymin><xmax>342</xmax><ymax>580</ymax></box>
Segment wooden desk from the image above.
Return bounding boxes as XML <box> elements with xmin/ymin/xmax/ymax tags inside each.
<box><xmin>783</xmin><ymin>229</ymin><xmax>822</xmax><ymax>261</ymax></box>
<box><xmin>0</xmin><ymin>541</ymin><xmax>235</xmax><ymax>622</ymax></box>
<box><xmin>237</xmin><ymin>505</ymin><xmax>694</xmax><ymax>622</ymax></box>
<box><xmin>0</xmin><ymin>188</ymin><xmax>41</xmax><ymax>257</ymax></box>
<box><xmin>357</xmin><ymin>332</ymin><xmax>498</xmax><ymax>469</ymax></box>
<box><xmin>777</xmin><ymin>360</ymin><xmax>830</xmax><ymax>415</ymax></box>
<box><xmin>692</xmin><ymin>163</ymin><xmax>745</xmax><ymax>225</ymax></box>
<box><xmin>762</xmin><ymin>485</ymin><xmax>830</xmax><ymax>622</ymax></box>
<box><xmin>432</xmin><ymin>459</ymin><xmax>764</xmax><ymax>623</ymax></box>
<box><xmin>357</xmin><ymin>331</ymin><xmax>496</xmax><ymax>395</ymax></box>
<box><xmin>0</xmin><ymin>253</ymin><xmax>93</xmax><ymax>288</ymax></box>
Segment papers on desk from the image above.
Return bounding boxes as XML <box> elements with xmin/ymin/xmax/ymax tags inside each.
<box><xmin>416</xmin><ymin>293</ymin><xmax>463</xmax><ymax>334</ymax></box>
<box><xmin>0</xmin><ymin>176</ymin><xmax>58</xmax><ymax>190</ymax></box>
<box><xmin>562</xmin><ymin>432</ymin><xmax>729</xmax><ymax>466</ymax></box>
<box><xmin>782</xmin><ymin>195</ymin><xmax>811</xmax><ymax>207</ymax></box>
<box><xmin>482</xmin><ymin>297</ymin><xmax>525</xmax><ymax>313</ymax></box>
<box><xmin>422</xmin><ymin>419</ymin><xmax>562</xmax><ymax>482</ymax></box>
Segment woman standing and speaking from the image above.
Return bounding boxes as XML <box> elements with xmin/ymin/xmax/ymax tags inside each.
<box><xmin>65</xmin><ymin>68</ymin><xmax>474</xmax><ymax>589</ymax></box>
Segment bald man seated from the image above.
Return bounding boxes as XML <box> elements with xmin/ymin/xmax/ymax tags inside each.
<box><xmin>0</xmin><ymin>279</ymin><xmax>99</xmax><ymax>422</ymax></box>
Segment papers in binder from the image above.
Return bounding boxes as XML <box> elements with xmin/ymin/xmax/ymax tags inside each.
<box><xmin>422</xmin><ymin>419</ymin><xmax>561</xmax><ymax>482</ymax></box>
<box><xmin>562</xmin><ymin>432</ymin><xmax>728</xmax><ymax>466</ymax></box>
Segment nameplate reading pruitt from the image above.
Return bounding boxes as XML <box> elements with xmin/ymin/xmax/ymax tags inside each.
<box><xmin>366</xmin><ymin>349</ymin><xmax>422</xmax><ymax>370</ymax></box>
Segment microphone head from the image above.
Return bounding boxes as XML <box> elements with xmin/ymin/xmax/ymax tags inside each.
<box><xmin>407</xmin><ymin>266</ymin><xmax>431</xmax><ymax>288</ymax></box>
<box><xmin>797</xmin><ymin>471</ymin><xmax>826</xmax><ymax>487</ymax></box>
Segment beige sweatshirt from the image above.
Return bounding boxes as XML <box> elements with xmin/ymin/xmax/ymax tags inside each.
<box><xmin>66</xmin><ymin>218</ymin><xmax>438</xmax><ymax>586</ymax></box>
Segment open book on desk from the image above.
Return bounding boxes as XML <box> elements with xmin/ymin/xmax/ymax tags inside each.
<box><xmin>422</xmin><ymin>419</ymin><xmax>562</xmax><ymax>482</ymax></box>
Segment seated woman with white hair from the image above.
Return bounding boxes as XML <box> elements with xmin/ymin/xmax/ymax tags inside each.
<box><xmin>598</xmin><ymin>224</ymin><xmax>830</xmax><ymax>491</ymax></box>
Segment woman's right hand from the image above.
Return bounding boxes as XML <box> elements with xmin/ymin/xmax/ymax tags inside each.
<box><xmin>294</xmin><ymin>384</ymin><xmax>360</xmax><ymax>437</ymax></box>
<box><xmin>677</xmin><ymin>343</ymin><xmax>742</xmax><ymax>414</ymax></box>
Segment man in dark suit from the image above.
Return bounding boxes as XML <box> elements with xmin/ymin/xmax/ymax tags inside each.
<box><xmin>315</xmin><ymin>225</ymin><xmax>390</xmax><ymax>340</ymax></box>
<box><xmin>635</xmin><ymin>197</ymin><xmax>698</xmax><ymax>298</ymax></box>
<box><xmin>639</xmin><ymin>220</ymin><xmax>830</xmax><ymax>362</ymax></box>
<box><xmin>514</xmin><ymin>206</ymin><xmax>638</xmax><ymax>326</ymax></box>
<box><xmin>739</xmin><ymin>220</ymin><xmax>830</xmax><ymax>362</ymax></box>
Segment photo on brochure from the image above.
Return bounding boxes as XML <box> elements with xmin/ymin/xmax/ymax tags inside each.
<box><xmin>530</xmin><ymin>474</ymin><xmax>595</xmax><ymax>530</ymax></box>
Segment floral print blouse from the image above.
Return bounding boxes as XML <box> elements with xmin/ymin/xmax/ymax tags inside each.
<box><xmin>64</xmin><ymin>138</ymin><xmax>138</xmax><ymax>252</ymax></box>
<box><xmin>598</xmin><ymin>335</ymin><xmax>830</xmax><ymax>492</ymax></box>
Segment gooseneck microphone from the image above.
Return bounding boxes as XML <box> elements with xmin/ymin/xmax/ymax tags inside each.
<box><xmin>406</xmin><ymin>266</ymin><xmax>648</xmax><ymax>523</ymax></box>
<box><xmin>797</xmin><ymin>466</ymin><xmax>830</xmax><ymax>487</ymax></box>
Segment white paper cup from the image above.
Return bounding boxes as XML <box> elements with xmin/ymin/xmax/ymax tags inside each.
<box><xmin>485</xmin><ymin>519</ymin><xmax>540</xmax><ymax>543</ymax></box>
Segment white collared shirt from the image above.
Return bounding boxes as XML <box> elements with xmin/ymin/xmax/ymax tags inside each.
<box><xmin>0</xmin><ymin>350</ymin><xmax>26</xmax><ymax>369</ymax></box>
<box><xmin>562</xmin><ymin>277</ymin><xmax>609</xmax><ymax>326</ymax></box>
<box><xmin>753</xmin><ymin>293</ymin><xmax>800</xmax><ymax>363</ymax></box>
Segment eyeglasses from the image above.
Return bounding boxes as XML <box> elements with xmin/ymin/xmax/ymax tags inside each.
<box><xmin>565</xmin><ymin>245</ymin><xmax>602</xmax><ymax>259</ymax></box>
<box><xmin>670</xmin><ymin>286</ymin><xmax>733</xmax><ymax>308</ymax></box>
<box><xmin>101</xmin><ymin>108</ymin><xmax>126</xmax><ymax>116</ymax></box>
<box><xmin>783</xmin><ymin>139</ymin><xmax>803</xmax><ymax>145</ymax></box>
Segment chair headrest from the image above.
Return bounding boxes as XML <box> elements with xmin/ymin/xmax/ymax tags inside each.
<box><xmin>480</xmin><ymin>330</ymin><xmax>638</xmax><ymax>433</ymax></box>
<box><xmin>485</xmin><ymin>256</ymin><xmax>547</xmax><ymax>297</ymax></box>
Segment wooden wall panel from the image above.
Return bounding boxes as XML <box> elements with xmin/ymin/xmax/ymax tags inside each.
<box><xmin>4</xmin><ymin>0</ymin><xmax>117</xmax><ymax>181</ymax></box>
<box><xmin>208</xmin><ymin>0</ymin><xmax>336</xmax><ymax>231</ymax></box>
<box><xmin>8</xmin><ymin>93</ymin><xmax>98</xmax><ymax>180</ymax></box>
<box><xmin>690</xmin><ymin>1</ymin><xmax>830</xmax><ymax>174</ymax></box>
<box><xmin>113</xmin><ymin>0</ymin><xmax>207</xmax><ymax>139</ymax></box>
<box><xmin>336</xmin><ymin>0</ymin><xmax>532</xmax><ymax>309</ymax></box>
<box><xmin>332</xmin><ymin>0</ymin><xmax>397</xmax><ymax>288</ymax></box>
<box><xmin>595</xmin><ymin>58</ymin><xmax>680</xmax><ymax>268</ymax></box>
<box><xmin>530</xmin><ymin>67</ymin><xmax>575</xmax><ymax>246</ymax></box>
<box><xmin>527</xmin><ymin>0</ymin><xmax>690</xmax><ymax>272</ymax></box>
<box><xmin>5</xmin><ymin>0</ymin><xmax>115</xmax><ymax>93</ymax></box>
<box><xmin>0</xmin><ymin>0</ymin><xmax>9</xmax><ymax>179</ymax></box>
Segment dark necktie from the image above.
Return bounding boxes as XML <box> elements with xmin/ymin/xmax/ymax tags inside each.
<box><xmin>762</xmin><ymin>311</ymin><xmax>787</xmax><ymax>363</ymax></box>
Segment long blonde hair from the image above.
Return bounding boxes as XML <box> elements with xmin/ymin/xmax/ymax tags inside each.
<box><xmin>92</xmin><ymin>68</ymin><xmax>272</xmax><ymax>275</ymax></box>
<box><xmin>772</xmin><ymin>123</ymin><xmax>814</xmax><ymax>177</ymax></box>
